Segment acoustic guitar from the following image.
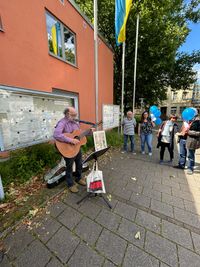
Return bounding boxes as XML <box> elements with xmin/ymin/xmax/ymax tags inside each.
<box><xmin>55</xmin><ymin>122</ymin><xmax>101</xmax><ymax>158</ymax></box>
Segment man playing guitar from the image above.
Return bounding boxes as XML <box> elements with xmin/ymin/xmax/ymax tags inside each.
<box><xmin>53</xmin><ymin>107</ymin><xmax>86</xmax><ymax>193</ymax></box>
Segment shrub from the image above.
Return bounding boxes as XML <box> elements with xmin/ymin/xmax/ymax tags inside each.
<box><xmin>0</xmin><ymin>143</ymin><xmax>61</xmax><ymax>187</ymax></box>
<box><xmin>0</xmin><ymin>130</ymin><xmax>124</xmax><ymax>188</ymax></box>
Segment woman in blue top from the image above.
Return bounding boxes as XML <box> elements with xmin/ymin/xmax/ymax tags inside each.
<box><xmin>138</xmin><ymin>111</ymin><xmax>155</xmax><ymax>156</ymax></box>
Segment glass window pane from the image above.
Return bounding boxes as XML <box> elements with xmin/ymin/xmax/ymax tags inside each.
<box><xmin>63</xmin><ymin>27</ymin><xmax>76</xmax><ymax>64</ymax></box>
<box><xmin>171</xmin><ymin>107</ymin><xmax>177</xmax><ymax>114</ymax></box>
<box><xmin>46</xmin><ymin>13</ymin><xmax>62</xmax><ymax>58</ymax></box>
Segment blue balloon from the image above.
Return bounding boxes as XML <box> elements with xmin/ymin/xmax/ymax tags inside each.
<box><xmin>154</xmin><ymin>109</ymin><xmax>161</xmax><ymax>118</ymax></box>
<box><xmin>150</xmin><ymin>105</ymin><xmax>158</xmax><ymax>113</ymax></box>
<box><xmin>190</xmin><ymin>107</ymin><xmax>198</xmax><ymax>116</ymax></box>
<box><xmin>155</xmin><ymin>117</ymin><xmax>162</xmax><ymax>125</ymax></box>
<box><xmin>182</xmin><ymin>108</ymin><xmax>196</xmax><ymax>121</ymax></box>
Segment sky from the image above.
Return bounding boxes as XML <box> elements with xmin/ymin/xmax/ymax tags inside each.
<box><xmin>179</xmin><ymin>22</ymin><xmax>200</xmax><ymax>53</ymax></box>
<box><xmin>179</xmin><ymin>1</ymin><xmax>200</xmax><ymax>83</ymax></box>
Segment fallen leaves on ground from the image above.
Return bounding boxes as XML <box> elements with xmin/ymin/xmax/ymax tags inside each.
<box><xmin>135</xmin><ymin>231</ymin><xmax>141</xmax><ymax>240</ymax></box>
<box><xmin>0</xmin><ymin>175</ymin><xmax>46</xmax><ymax>216</ymax></box>
<box><xmin>131</xmin><ymin>177</ymin><xmax>137</xmax><ymax>181</ymax></box>
<box><xmin>29</xmin><ymin>208</ymin><xmax>39</xmax><ymax>218</ymax></box>
<box><xmin>107</xmin><ymin>194</ymin><xmax>112</xmax><ymax>202</ymax></box>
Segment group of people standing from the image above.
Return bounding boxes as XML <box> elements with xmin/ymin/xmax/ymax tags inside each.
<box><xmin>53</xmin><ymin>106</ymin><xmax>200</xmax><ymax>193</ymax></box>
<box><xmin>122</xmin><ymin>111</ymin><xmax>155</xmax><ymax>155</ymax></box>
<box><xmin>122</xmin><ymin>109</ymin><xmax>200</xmax><ymax>174</ymax></box>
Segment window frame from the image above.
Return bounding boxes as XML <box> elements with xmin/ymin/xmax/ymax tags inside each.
<box><xmin>45</xmin><ymin>10</ymin><xmax>77</xmax><ymax>67</ymax></box>
<box><xmin>0</xmin><ymin>15</ymin><xmax>4</xmax><ymax>32</ymax></box>
<box><xmin>171</xmin><ymin>91</ymin><xmax>177</xmax><ymax>101</ymax></box>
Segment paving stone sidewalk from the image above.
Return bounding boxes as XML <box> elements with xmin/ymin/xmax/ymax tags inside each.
<box><xmin>1</xmin><ymin>137</ymin><xmax>200</xmax><ymax>267</ymax></box>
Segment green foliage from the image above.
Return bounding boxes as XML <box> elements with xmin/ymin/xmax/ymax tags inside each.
<box><xmin>106</xmin><ymin>129</ymin><xmax>123</xmax><ymax>147</ymax></box>
<box><xmin>81</xmin><ymin>135</ymin><xmax>94</xmax><ymax>153</ymax></box>
<box><xmin>74</xmin><ymin>0</ymin><xmax>200</xmax><ymax>108</ymax></box>
<box><xmin>0</xmin><ymin>130</ymin><xmax>124</xmax><ymax>188</ymax></box>
<box><xmin>169</xmin><ymin>51</ymin><xmax>200</xmax><ymax>90</ymax></box>
<box><xmin>0</xmin><ymin>143</ymin><xmax>61</xmax><ymax>187</ymax></box>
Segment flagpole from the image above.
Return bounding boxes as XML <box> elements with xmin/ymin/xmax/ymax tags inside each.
<box><xmin>133</xmin><ymin>13</ymin><xmax>139</xmax><ymax>113</ymax></box>
<box><xmin>121</xmin><ymin>42</ymin><xmax>126</xmax><ymax>134</ymax></box>
<box><xmin>94</xmin><ymin>0</ymin><xmax>99</xmax><ymax>126</ymax></box>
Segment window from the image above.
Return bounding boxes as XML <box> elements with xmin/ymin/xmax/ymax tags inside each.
<box><xmin>182</xmin><ymin>92</ymin><xmax>188</xmax><ymax>100</ymax></box>
<box><xmin>171</xmin><ymin>92</ymin><xmax>177</xmax><ymax>101</ymax></box>
<box><xmin>63</xmin><ymin>27</ymin><xmax>76</xmax><ymax>64</ymax></box>
<box><xmin>46</xmin><ymin>12</ymin><xmax>76</xmax><ymax>66</ymax></box>
<box><xmin>171</xmin><ymin>107</ymin><xmax>177</xmax><ymax>114</ymax></box>
<box><xmin>0</xmin><ymin>15</ymin><xmax>4</xmax><ymax>31</ymax></box>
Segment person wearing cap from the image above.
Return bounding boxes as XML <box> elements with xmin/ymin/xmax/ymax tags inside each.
<box><xmin>122</xmin><ymin>111</ymin><xmax>137</xmax><ymax>154</ymax></box>
<box><xmin>186</xmin><ymin>113</ymin><xmax>200</xmax><ymax>175</ymax></box>
<box><xmin>157</xmin><ymin>114</ymin><xmax>178</xmax><ymax>164</ymax></box>
<box><xmin>53</xmin><ymin>107</ymin><xmax>86</xmax><ymax>193</ymax></box>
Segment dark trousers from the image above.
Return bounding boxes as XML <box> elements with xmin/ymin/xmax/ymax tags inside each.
<box><xmin>64</xmin><ymin>150</ymin><xmax>82</xmax><ymax>187</ymax></box>
<box><xmin>124</xmin><ymin>134</ymin><xmax>135</xmax><ymax>152</ymax></box>
<box><xmin>188</xmin><ymin>149</ymin><xmax>195</xmax><ymax>171</ymax></box>
<box><xmin>160</xmin><ymin>142</ymin><xmax>173</xmax><ymax>161</ymax></box>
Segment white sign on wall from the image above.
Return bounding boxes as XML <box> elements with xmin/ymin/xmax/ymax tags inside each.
<box><xmin>102</xmin><ymin>104</ymin><xmax>120</xmax><ymax>130</ymax></box>
<box><xmin>0</xmin><ymin>86</ymin><xmax>78</xmax><ymax>151</ymax></box>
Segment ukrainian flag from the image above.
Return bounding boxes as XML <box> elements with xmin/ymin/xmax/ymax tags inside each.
<box><xmin>115</xmin><ymin>0</ymin><xmax>132</xmax><ymax>45</ymax></box>
<box><xmin>51</xmin><ymin>24</ymin><xmax>58</xmax><ymax>55</ymax></box>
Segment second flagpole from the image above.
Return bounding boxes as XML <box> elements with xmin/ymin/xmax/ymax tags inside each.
<box><xmin>121</xmin><ymin>41</ymin><xmax>126</xmax><ymax>134</ymax></box>
<box><xmin>132</xmin><ymin>13</ymin><xmax>139</xmax><ymax>113</ymax></box>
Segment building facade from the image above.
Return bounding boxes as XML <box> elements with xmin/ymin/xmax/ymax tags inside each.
<box><xmin>0</xmin><ymin>0</ymin><xmax>113</xmax><ymax>152</ymax></box>
<box><xmin>192</xmin><ymin>82</ymin><xmax>200</xmax><ymax>112</ymax></box>
<box><xmin>160</xmin><ymin>86</ymin><xmax>197</xmax><ymax>119</ymax></box>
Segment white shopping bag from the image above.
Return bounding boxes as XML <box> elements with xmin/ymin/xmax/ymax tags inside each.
<box><xmin>86</xmin><ymin>162</ymin><xmax>106</xmax><ymax>194</ymax></box>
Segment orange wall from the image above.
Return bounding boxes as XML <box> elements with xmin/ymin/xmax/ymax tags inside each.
<box><xmin>0</xmin><ymin>0</ymin><xmax>113</xmax><ymax>122</ymax></box>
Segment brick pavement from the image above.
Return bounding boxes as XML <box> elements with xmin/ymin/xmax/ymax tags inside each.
<box><xmin>1</xmin><ymin>137</ymin><xmax>200</xmax><ymax>267</ymax></box>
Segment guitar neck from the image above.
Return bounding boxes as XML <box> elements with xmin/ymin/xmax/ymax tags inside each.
<box><xmin>78</xmin><ymin>129</ymin><xmax>90</xmax><ymax>139</ymax></box>
<box><xmin>77</xmin><ymin>120</ymin><xmax>102</xmax><ymax>139</ymax></box>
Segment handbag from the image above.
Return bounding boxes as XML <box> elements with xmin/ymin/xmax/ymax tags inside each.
<box><xmin>86</xmin><ymin>162</ymin><xmax>106</xmax><ymax>194</ymax></box>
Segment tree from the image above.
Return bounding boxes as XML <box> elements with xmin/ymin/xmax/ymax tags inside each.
<box><xmin>169</xmin><ymin>51</ymin><xmax>200</xmax><ymax>91</ymax></box>
<box><xmin>74</xmin><ymin>0</ymin><xmax>200</xmax><ymax>109</ymax></box>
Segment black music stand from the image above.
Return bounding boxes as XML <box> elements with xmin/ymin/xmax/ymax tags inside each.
<box><xmin>77</xmin><ymin>147</ymin><xmax>112</xmax><ymax>209</ymax></box>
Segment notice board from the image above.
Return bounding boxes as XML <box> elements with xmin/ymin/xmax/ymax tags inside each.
<box><xmin>102</xmin><ymin>104</ymin><xmax>120</xmax><ymax>130</ymax></box>
<box><xmin>0</xmin><ymin>87</ymin><xmax>77</xmax><ymax>151</ymax></box>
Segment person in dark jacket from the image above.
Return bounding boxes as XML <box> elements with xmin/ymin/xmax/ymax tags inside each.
<box><xmin>157</xmin><ymin>114</ymin><xmax>178</xmax><ymax>164</ymax></box>
<box><xmin>186</xmin><ymin>115</ymin><xmax>200</xmax><ymax>174</ymax></box>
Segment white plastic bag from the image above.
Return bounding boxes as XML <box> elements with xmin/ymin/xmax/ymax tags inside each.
<box><xmin>86</xmin><ymin>162</ymin><xmax>106</xmax><ymax>194</ymax></box>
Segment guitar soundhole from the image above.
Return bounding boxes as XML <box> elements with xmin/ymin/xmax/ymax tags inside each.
<box><xmin>74</xmin><ymin>136</ymin><xmax>80</xmax><ymax>140</ymax></box>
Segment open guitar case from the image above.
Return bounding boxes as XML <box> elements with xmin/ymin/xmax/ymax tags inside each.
<box><xmin>45</xmin><ymin>157</ymin><xmax>89</xmax><ymax>188</ymax></box>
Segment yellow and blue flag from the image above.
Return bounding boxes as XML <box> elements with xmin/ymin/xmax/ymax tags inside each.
<box><xmin>51</xmin><ymin>24</ymin><xmax>58</xmax><ymax>55</ymax></box>
<box><xmin>115</xmin><ymin>0</ymin><xmax>132</xmax><ymax>45</ymax></box>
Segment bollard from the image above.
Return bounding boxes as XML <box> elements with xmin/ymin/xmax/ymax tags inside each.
<box><xmin>0</xmin><ymin>175</ymin><xmax>4</xmax><ymax>200</ymax></box>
